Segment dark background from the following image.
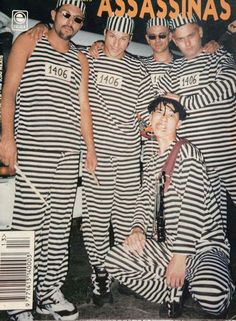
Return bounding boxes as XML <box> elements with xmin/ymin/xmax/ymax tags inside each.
<box><xmin>0</xmin><ymin>0</ymin><xmax>236</xmax><ymax>45</ymax></box>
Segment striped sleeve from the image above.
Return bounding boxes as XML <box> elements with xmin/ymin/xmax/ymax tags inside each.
<box><xmin>179</xmin><ymin>51</ymin><xmax>236</xmax><ymax>110</ymax></box>
<box><xmin>172</xmin><ymin>153</ymin><xmax>207</xmax><ymax>254</ymax></box>
<box><xmin>136</xmin><ymin>62</ymin><xmax>155</xmax><ymax>120</ymax></box>
<box><xmin>132</xmin><ymin>165</ymin><xmax>155</xmax><ymax>233</ymax></box>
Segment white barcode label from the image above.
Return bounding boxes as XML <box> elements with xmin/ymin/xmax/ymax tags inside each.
<box><xmin>0</xmin><ymin>231</ymin><xmax>34</xmax><ymax>310</ymax></box>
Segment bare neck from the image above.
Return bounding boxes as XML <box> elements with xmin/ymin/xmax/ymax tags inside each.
<box><xmin>153</xmin><ymin>49</ymin><xmax>173</xmax><ymax>64</ymax></box>
<box><xmin>48</xmin><ymin>30</ymin><xmax>70</xmax><ymax>53</ymax></box>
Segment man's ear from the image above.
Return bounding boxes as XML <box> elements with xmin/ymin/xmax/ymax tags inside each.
<box><xmin>199</xmin><ymin>26</ymin><xmax>203</xmax><ymax>39</ymax></box>
<box><xmin>176</xmin><ymin>120</ymin><xmax>182</xmax><ymax>129</ymax></box>
<box><xmin>51</xmin><ymin>10</ymin><xmax>56</xmax><ymax>22</ymax></box>
<box><xmin>104</xmin><ymin>29</ymin><xmax>107</xmax><ymax>37</ymax></box>
<box><xmin>145</xmin><ymin>34</ymin><xmax>150</xmax><ymax>45</ymax></box>
<box><xmin>149</xmin><ymin>114</ymin><xmax>153</xmax><ymax>124</ymax></box>
<box><xmin>168</xmin><ymin>32</ymin><xmax>173</xmax><ymax>42</ymax></box>
<box><xmin>171</xmin><ymin>32</ymin><xmax>177</xmax><ymax>46</ymax></box>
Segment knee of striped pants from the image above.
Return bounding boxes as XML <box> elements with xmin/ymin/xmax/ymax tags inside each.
<box><xmin>187</xmin><ymin>250</ymin><xmax>235</xmax><ymax>316</ymax></box>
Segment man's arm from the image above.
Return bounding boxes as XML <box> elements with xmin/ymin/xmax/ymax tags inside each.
<box><xmin>179</xmin><ymin>50</ymin><xmax>236</xmax><ymax>110</ymax></box>
<box><xmin>78</xmin><ymin>51</ymin><xmax>97</xmax><ymax>172</ymax></box>
<box><xmin>0</xmin><ymin>33</ymin><xmax>35</xmax><ymax>174</ymax></box>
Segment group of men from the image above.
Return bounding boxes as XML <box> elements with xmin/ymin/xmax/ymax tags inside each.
<box><xmin>0</xmin><ymin>0</ymin><xmax>235</xmax><ymax>320</ymax></box>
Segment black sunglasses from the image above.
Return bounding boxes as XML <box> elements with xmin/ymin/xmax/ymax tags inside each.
<box><xmin>60</xmin><ymin>11</ymin><xmax>84</xmax><ymax>24</ymax></box>
<box><xmin>155</xmin><ymin>172</ymin><xmax>166</xmax><ymax>242</ymax></box>
<box><xmin>147</xmin><ymin>33</ymin><xmax>168</xmax><ymax>40</ymax></box>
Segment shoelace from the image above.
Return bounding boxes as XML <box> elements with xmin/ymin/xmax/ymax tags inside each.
<box><xmin>52</xmin><ymin>291</ymin><xmax>67</xmax><ymax>304</ymax></box>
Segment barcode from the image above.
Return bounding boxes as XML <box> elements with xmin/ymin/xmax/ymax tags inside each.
<box><xmin>0</xmin><ymin>231</ymin><xmax>34</xmax><ymax>310</ymax></box>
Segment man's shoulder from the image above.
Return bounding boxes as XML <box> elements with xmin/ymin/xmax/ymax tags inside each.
<box><xmin>177</xmin><ymin>140</ymin><xmax>204</xmax><ymax>163</ymax></box>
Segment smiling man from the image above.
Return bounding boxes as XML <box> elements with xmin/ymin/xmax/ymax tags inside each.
<box><xmin>105</xmin><ymin>96</ymin><xmax>235</xmax><ymax>319</ymax></box>
<box><xmin>80</xmin><ymin>13</ymin><xmax>154</xmax><ymax>307</ymax></box>
<box><xmin>0</xmin><ymin>0</ymin><xmax>96</xmax><ymax>320</ymax></box>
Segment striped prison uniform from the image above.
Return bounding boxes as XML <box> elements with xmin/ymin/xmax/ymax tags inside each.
<box><xmin>81</xmin><ymin>49</ymin><xmax>154</xmax><ymax>290</ymax></box>
<box><xmin>139</xmin><ymin>55</ymin><xmax>177</xmax><ymax>165</ymax></box>
<box><xmin>105</xmin><ymin>139</ymin><xmax>235</xmax><ymax>315</ymax></box>
<box><xmin>157</xmin><ymin>48</ymin><xmax>236</xmax><ymax>205</ymax></box>
<box><xmin>11</xmin><ymin>37</ymin><xmax>82</xmax><ymax>304</ymax></box>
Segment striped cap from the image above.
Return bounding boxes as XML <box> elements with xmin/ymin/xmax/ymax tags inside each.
<box><xmin>106</xmin><ymin>13</ymin><xmax>134</xmax><ymax>35</ymax></box>
<box><xmin>169</xmin><ymin>13</ymin><xmax>198</xmax><ymax>31</ymax></box>
<box><xmin>55</xmin><ymin>0</ymin><xmax>86</xmax><ymax>14</ymax></box>
<box><xmin>146</xmin><ymin>17</ymin><xmax>169</xmax><ymax>30</ymax></box>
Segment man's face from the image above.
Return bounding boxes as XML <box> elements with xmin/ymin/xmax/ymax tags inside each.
<box><xmin>150</xmin><ymin>102</ymin><xmax>181</xmax><ymax>139</ymax></box>
<box><xmin>104</xmin><ymin>30</ymin><xmax>131</xmax><ymax>59</ymax></box>
<box><xmin>52</xmin><ymin>4</ymin><xmax>84</xmax><ymax>40</ymax></box>
<box><xmin>145</xmin><ymin>25</ymin><xmax>171</xmax><ymax>55</ymax></box>
<box><xmin>172</xmin><ymin>23</ymin><xmax>203</xmax><ymax>60</ymax></box>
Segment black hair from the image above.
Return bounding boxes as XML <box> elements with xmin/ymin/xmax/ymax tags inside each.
<box><xmin>148</xmin><ymin>96</ymin><xmax>187</xmax><ymax>120</ymax></box>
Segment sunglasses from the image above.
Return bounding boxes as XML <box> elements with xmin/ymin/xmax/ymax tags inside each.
<box><xmin>147</xmin><ymin>33</ymin><xmax>168</xmax><ymax>40</ymax></box>
<box><xmin>155</xmin><ymin>173</ymin><xmax>166</xmax><ymax>242</ymax></box>
<box><xmin>60</xmin><ymin>10</ymin><xmax>84</xmax><ymax>24</ymax></box>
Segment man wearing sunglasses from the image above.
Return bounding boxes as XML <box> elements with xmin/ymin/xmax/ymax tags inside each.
<box><xmin>105</xmin><ymin>96</ymin><xmax>235</xmax><ymax>319</ymax></box>
<box><xmin>0</xmin><ymin>0</ymin><xmax>96</xmax><ymax>320</ymax></box>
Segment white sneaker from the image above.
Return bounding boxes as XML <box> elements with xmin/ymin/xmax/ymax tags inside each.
<box><xmin>9</xmin><ymin>312</ymin><xmax>34</xmax><ymax>321</ymax></box>
<box><xmin>36</xmin><ymin>290</ymin><xmax>79</xmax><ymax>321</ymax></box>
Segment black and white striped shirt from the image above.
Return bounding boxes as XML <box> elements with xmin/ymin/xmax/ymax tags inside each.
<box><xmin>133</xmin><ymin>140</ymin><xmax>229</xmax><ymax>256</ymax></box>
<box><xmin>157</xmin><ymin>48</ymin><xmax>236</xmax><ymax>170</ymax></box>
<box><xmin>15</xmin><ymin>37</ymin><xmax>82</xmax><ymax>151</ymax></box>
<box><xmin>84</xmin><ymin>50</ymin><xmax>154</xmax><ymax>158</ymax></box>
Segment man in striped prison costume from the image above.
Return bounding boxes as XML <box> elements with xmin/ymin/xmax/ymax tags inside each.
<box><xmin>80</xmin><ymin>13</ymin><xmax>154</xmax><ymax>306</ymax></box>
<box><xmin>140</xmin><ymin>17</ymin><xmax>224</xmax><ymax>166</ymax></box>
<box><xmin>156</xmin><ymin>13</ymin><xmax>236</xmax><ymax>206</ymax></box>
<box><xmin>0</xmin><ymin>1</ymin><xmax>96</xmax><ymax>320</ymax></box>
<box><xmin>105</xmin><ymin>96</ymin><xmax>235</xmax><ymax>319</ymax></box>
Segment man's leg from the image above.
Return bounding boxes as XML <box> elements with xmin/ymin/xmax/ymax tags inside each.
<box><xmin>82</xmin><ymin>156</ymin><xmax>115</xmax><ymax>305</ymax></box>
<box><xmin>186</xmin><ymin>248</ymin><xmax>235</xmax><ymax>316</ymax></box>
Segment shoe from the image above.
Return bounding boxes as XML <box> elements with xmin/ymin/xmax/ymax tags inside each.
<box><xmin>159</xmin><ymin>301</ymin><xmax>183</xmax><ymax>319</ymax></box>
<box><xmin>92</xmin><ymin>266</ymin><xmax>113</xmax><ymax>307</ymax></box>
<box><xmin>9</xmin><ymin>312</ymin><xmax>34</xmax><ymax>321</ymax></box>
<box><xmin>36</xmin><ymin>289</ymin><xmax>79</xmax><ymax>321</ymax></box>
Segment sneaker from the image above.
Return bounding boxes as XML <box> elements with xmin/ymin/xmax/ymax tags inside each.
<box><xmin>36</xmin><ymin>290</ymin><xmax>79</xmax><ymax>321</ymax></box>
<box><xmin>9</xmin><ymin>312</ymin><xmax>34</xmax><ymax>321</ymax></box>
<box><xmin>92</xmin><ymin>266</ymin><xmax>113</xmax><ymax>307</ymax></box>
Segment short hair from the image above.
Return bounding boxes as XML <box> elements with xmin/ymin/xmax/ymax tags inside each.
<box><xmin>148</xmin><ymin>96</ymin><xmax>187</xmax><ymax>120</ymax></box>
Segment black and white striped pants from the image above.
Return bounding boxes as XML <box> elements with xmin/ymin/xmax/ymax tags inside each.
<box><xmin>82</xmin><ymin>155</ymin><xmax>141</xmax><ymax>270</ymax></box>
<box><xmin>12</xmin><ymin>149</ymin><xmax>80</xmax><ymax>303</ymax></box>
<box><xmin>105</xmin><ymin>240</ymin><xmax>235</xmax><ymax>316</ymax></box>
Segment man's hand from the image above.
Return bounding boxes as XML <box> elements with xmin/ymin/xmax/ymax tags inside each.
<box><xmin>89</xmin><ymin>41</ymin><xmax>104</xmax><ymax>58</ymax></box>
<box><xmin>228</xmin><ymin>19</ymin><xmax>236</xmax><ymax>34</ymax></box>
<box><xmin>26</xmin><ymin>23</ymin><xmax>49</xmax><ymax>41</ymax></box>
<box><xmin>85</xmin><ymin>148</ymin><xmax>97</xmax><ymax>172</ymax></box>
<box><xmin>202</xmin><ymin>40</ymin><xmax>220</xmax><ymax>54</ymax></box>
<box><xmin>0</xmin><ymin>138</ymin><xmax>17</xmax><ymax>175</ymax></box>
<box><xmin>123</xmin><ymin>227</ymin><xmax>146</xmax><ymax>256</ymax></box>
<box><xmin>165</xmin><ymin>254</ymin><xmax>186</xmax><ymax>288</ymax></box>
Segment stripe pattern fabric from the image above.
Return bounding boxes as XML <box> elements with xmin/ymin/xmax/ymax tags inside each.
<box><xmin>15</xmin><ymin>37</ymin><xmax>82</xmax><ymax>152</ymax></box>
<box><xmin>106</xmin><ymin>13</ymin><xmax>134</xmax><ymax>35</ymax></box>
<box><xmin>12</xmin><ymin>150</ymin><xmax>80</xmax><ymax>302</ymax></box>
<box><xmin>55</xmin><ymin>0</ymin><xmax>86</xmax><ymax>13</ymax></box>
<box><xmin>81</xmin><ymin>50</ymin><xmax>154</xmax><ymax>273</ymax></box>
<box><xmin>105</xmin><ymin>141</ymin><xmax>234</xmax><ymax>314</ymax></box>
<box><xmin>157</xmin><ymin>48</ymin><xmax>236</xmax><ymax>204</ymax></box>
<box><xmin>12</xmin><ymin>37</ymin><xmax>83</xmax><ymax>303</ymax></box>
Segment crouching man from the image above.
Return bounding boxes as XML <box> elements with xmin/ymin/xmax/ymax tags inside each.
<box><xmin>105</xmin><ymin>96</ymin><xmax>235</xmax><ymax>318</ymax></box>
